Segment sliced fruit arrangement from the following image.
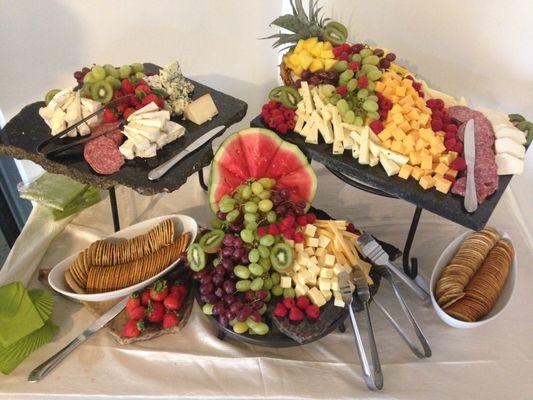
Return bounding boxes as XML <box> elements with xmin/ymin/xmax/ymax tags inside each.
<box><xmin>263</xmin><ymin>1</ymin><xmax>530</xmax><ymax>204</ymax></box>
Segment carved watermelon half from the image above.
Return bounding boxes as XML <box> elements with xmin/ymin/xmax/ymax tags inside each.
<box><xmin>209</xmin><ymin>128</ymin><xmax>317</xmax><ymax>212</ymax></box>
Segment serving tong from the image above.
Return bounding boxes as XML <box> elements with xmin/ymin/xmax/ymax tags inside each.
<box><xmin>36</xmin><ymin>95</ymin><xmax>132</xmax><ymax>157</ymax></box>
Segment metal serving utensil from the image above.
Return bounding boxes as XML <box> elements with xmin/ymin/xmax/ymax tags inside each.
<box><xmin>338</xmin><ymin>271</ymin><xmax>382</xmax><ymax>391</ymax></box>
<box><xmin>463</xmin><ymin>119</ymin><xmax>478</xmax><ymax>213</ymax></box>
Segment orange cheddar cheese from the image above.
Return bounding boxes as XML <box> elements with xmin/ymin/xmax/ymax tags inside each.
<box><xmin>421</xmin><ymin>154</ymin><xmax>433</xmax><ymax>170</ymax></box>
<box><xmin>398</xmin><ymin>164</ymin><xmax>413</xmax><ymax>179</ymax></box>
<box><xmin>435</xmin><ymin>176</ymin><xmax>452</xmax><ymax>194</ymax></box>
<box><xmin>419</xmin><ymin>175</ymin><xmax>435</xmax><ymax>190</ymax></box>
<box><xmin>411</xmin><ymin>166</ymin><xmax>424</xmax><ymax>180</ymax></box>
<box><xmin>434</xmin><ymin>162</ymin><xmax>449</xmax><ymax>176</ymax></box>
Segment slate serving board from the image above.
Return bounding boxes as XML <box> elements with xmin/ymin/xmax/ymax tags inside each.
<box><xmin>0</xmin><ymin>64</ymin><xmax>247</xmax><ymax>195</ymax></box>
<box><xmin>251</xmin><ymin>116</ymin><xmax>514</xmax><ymax>231</ymax></box>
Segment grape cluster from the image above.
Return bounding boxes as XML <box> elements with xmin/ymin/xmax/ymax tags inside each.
<box><xmin>296</xmin><ymin>69</ymin><xmax>339</xmax><ymax>88</ymax></box>
<box><xmin>73</xmin><ymin>67</ymin><xmax>91</xmax><ymax>85</ymax></box>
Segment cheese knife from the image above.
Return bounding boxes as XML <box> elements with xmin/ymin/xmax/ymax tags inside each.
<box><xmin>148</xmin><ymin>125</ymin><xmax>226</xmax><ymax>180</ymax></box>
<box><xmin>28</xmin><ymin>296</ymin><xmax>128</xmax><ymax>382</ymax></box>
<box><xmin>464</xmin><ymin>119</ymin><xmax>478</xmax><ymax>213</ymax></box>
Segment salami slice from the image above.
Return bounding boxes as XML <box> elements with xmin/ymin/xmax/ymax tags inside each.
<box><xmin>84</xmin><ymin>135</ymin><xmax>124</xmax><ymax>175</ymax></box>
<box><xmin>90</xmin><ymin>121</ymin><xmax>124</xmax><ymax>146</ymax></box>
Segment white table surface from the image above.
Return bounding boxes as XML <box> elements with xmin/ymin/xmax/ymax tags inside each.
<box><xmin>1</xmin><ymin>163</ymin><xmax>532</xmax><ymax>399</ymax></box>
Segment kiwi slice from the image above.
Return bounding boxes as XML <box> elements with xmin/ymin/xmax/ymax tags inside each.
<box><xmin>105</xmin><ymin>76</ymin><xmax>121</xmax><ymax>90</ymax></box>
<box><xmin>44</xmin><ymin>89</ymin><xmax>60</xmax><ymax>105</ymax></box>
<box><xmin>270</xmin><ymin>243</ymin><xmax>293</xmax><ymax>272</ymax></box>
<box><xmin>199</xmin><ymin>229</ymin><xmax>224</xmax><ymax>254</ymax></box>
<box><xmin>103</xmin><ymin>64</ymin><xmax>119</xmax><ymax>79</ymax></box>
<box><xmin>90</xmin><ymin>81</ymin><xmax>114</xmax><ymax>104</ymax></box>
<box><xmin>187</xmin><ymin>243</ymin><xmax>206</xmax><ymax>272</ymax></box>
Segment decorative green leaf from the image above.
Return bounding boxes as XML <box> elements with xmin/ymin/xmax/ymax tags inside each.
<box><xmin>270</xmin><ymin>15</ymin><xmax>306</xmax><ymax>33</ymax></box>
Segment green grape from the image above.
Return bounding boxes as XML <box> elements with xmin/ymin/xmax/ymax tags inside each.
<box><xmin>210</xmin><ymin>218</ymin><xmax>223</xmax><ymax>229</ymax></box>
<box><xmin>351</xmin><ymin>53</ymin><xmax>362</xmax><ymax>62</ymax></box>
<box><xmin>362</xmin><ymin>55</ymin><xmax>380</xmax><ymax>66</ymax></box>
<box><xmin>320</xmin><ymin>84</ymin><xmax>336</xmax><ymax>97</ymax></box>
<box><xmin>219</xmin><ymin>197</ymin><xmax>235</xmax><ymax>213</ymax></box>
<box><xmin>263</xmin><ymin>277</ymin><xmax>273</xmax><ymax>290</ymax></box>
<box><xmin>342</xmin><ymin>110</ymin><xmax>356</xmax><ymax>124</ymax></box>
<box><xmin>103</xmin><ymin>64</ymin><xmax>119</xmax><ymax>78</ymax></box>
<box><xmin>251</xmin><ymin>196</ymin><xmax>261</xmax><ymax>204</ymax></box>
<box><xmin>240</xmin><ymin>229</ymin><xmax>254</xmax><ymax>244</ymax></box>
<box><xmin>354</xmin><ymin>116</ymin><xmax>364</xmax><ymax>126</ymax></box>
<box><xmin>229</xmin><ymin>318</ymin><xmax>238</xmax><ymax>327</ymax></box>
<box><xmin>264</xmin><ymin>291</ymin><xmax>272</xmax><ymax>302</ymax></box>
<box><xmin>135</xmin><ymin>71</ymin><xmax>145</xmax><ymax>79</ymax></box>
<box><xmin>271</xmin><ymin>272</ymin><xmax>281</xmax><ymax>285</ymax></box>
<box><xmin>357</xmin><ymin>89</ymin><xmax>369</xmax><ymax>99</ymax></box>
<box><xmin>226</xmin><ymin>209</ymin><xmax>240</xmax><ymax>222</ymax></box>
<box><xmin>367</xmin><ymin>111</ymin><xmax>380</xmax><ymax>120</ymax></box>
<box><xmin>250</xmin><ymin>277</ymin><xmax>264</xmax><ymax>291</ymax></box>
<box><xmin>367</xmin><ymin>70</ymin><xmax>382</xmax><ymax>81</ymax></box>
<box><xmin>233</xmin><ymin>322</ymin><xmax>249</xmax><ymax>334</ymax></box>
<box><xmin>244</xmin><ymin>212</ymin><xmax>258</xmax><ymax>223</ymax></box>
<box><xmin>258</xmin><ymin>178</ymin><xmax>275</xmax><ymax>189</ymax></box>
<box><xmin>283</xmin><ymin>288</ymin><xmax>295</xmax><ymax>298</ymax></box>
<box><xmin>258</xmin><ymin>304</ymin><xmax>268</xmax><ymax>315</ymax></box>
<box><xmin>246</xmin><ymin>318</ymin><xmax>258</xmax><ymax>328</ymax></box>
<box><xmin>367</xmin><ymin>81</ymin><xmax>376</xmax><ymax>91</ymax></box>
<box><xmin>118</xmin><ymin>64</ymin><xmax>132</xmax><ymax>79</ymax></box>
<box><xmin>361</xmin><ymin>64</ymin><xmax>378</xmax><ymax>74</ymax></box>
<box><xmin>362</xmin><ymin>100</ymin><xmax>379</xmax><ymax>112</ymax></box>
<box><xmin>248</xmin><ymin>249</ymin><xmax>260</xmax><ymax>263</ymax></box>
<box><xmin>258</xmin><ymin>245</ymin><xmax>270</xmax><ymax>259</ymax></box>
<box><xmin>250</xmin><ymin>322</ymin><xmax>269</xmax><ymax>335</ymax></box>
<box><xmin>338</xmin><ymin>76</ymin><xmax>349</xmax><ymax>87</ymax></box>
<box><xmin>334</xmin><ymin>60</ymin><xmax>348</xmax><ymax>72</ymax></box>
<box><xmin>243</xmin><ymin>201</ymin><xmax>258</xmax><ymax>213</ymax></box>
<box><xmin>259</xmin><ymin>234</ymin><xmax>275</xmax><ymax>246</ymax></box>
<box><xmin>233</xmin><ymin>193</ymin><xmax>243</xmax><ymax>203</ymax></box>
<box><xmin>347</xmin><ymin>79</ymin><xmax>358</xmax><ymax>92</ymax></box>
<box><xmin>336</xmin><ymin>99</ymin><xmax>349</xmax><ymax>114</ymax></box>
<box><xmin>258</xmin><ymin>190</ymin><xmax>271</xmax><ymax>200</ymax></box>
<box><xmin>359</xmin><ymin>48</ymin><xmax>373</xmax><ymax>58</ymax></box>
<box><xmin>234</xmin><ymin>265</ymin><xmax>251</xmax><ymax>279</ymax></box>
<box><xmin>266</xmin><ymin>211</ymin><xmax>277</xmax><ymax>223</ymax></box>
<box><xmin>241</xmin><ymin>186</ymin><xmax>252</xmax><ymax>200</ymax></box>
<box><xmin>340</xmin><ymin>69</ymin><xmax>354</xmax><ymax>82</ymax></box>
<box><xmin>330</xmin><ymin>94</ymin><xmax>341</xmax><ymax>105</ymax></box>
<box><xmin>131</xmin><ymin>62</ymin><xmax>144</xmax><ymax>73</ymax></box>
<box><xmin>202</xmin><ymin>303</ymin><xmax>214</xmax><ymax>315</ymax></box>
<box><xmin>245</xmin><ymin>221</ymin><xmax>258</xmax><ymax>231</ymax></box>
<box><xmin>259</xmin><ymin>257</ymin><xmax>271</xmax><ymax>271</ymax></box>
<box><xmin>249</xmin><ymin>263</ymin><xmax>264</xmax><ymax>276</ymax></box>
<box><xmin>258</xmin><ymin>199</ymin><xmax>273</xmax><ymax>212</ymax></box>
<box><xmin>91</xmin><ymin>65</ymin><xmax>106</xmax><ymax>81</ymax></box>
<box><xmin>251</xmin><ymin>181</ymin><xmax>264</xmax><ymax>195</ymax></box>
<box><xmin>213</xmin><ymin>257</ymin><xmax>221</xmax><ymax>266</ymax></box>
<box><xmin>271</xmin><ymin>285</ymin><xmax>283</xmax><ymax>296</ymax></box>
<box><xmin>236</xmin><ymin>184</ymin><xmax>248</xmax><ymax>194</ymax></box>
<box><xmin>236</xmin><ymin>279</ymin><xmax>252</xmax><ymax>292</ymax></box>
<box><xmin>367</xmin><ymin>94</ymin><xmax>378</xmax><ymax>102</ymax></box>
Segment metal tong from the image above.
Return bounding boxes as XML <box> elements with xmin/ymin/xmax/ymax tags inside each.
<box><xmin>36</xmin><ymin>95</ymin><xmax>132</xmax><ymax>157</ymax></box>
<box><xmin>338</xmin><ymin>271</ymin><xmax>383</xmax><ymax>391</ymax></box>
<box><xmin>357</xmin><ymin>233</ymin><xmax>431</xmax><ymax>359</ymax></box>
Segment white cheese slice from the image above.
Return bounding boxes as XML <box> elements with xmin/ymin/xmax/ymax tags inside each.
<box><xmin>358</xmin><ymin>127</ymin><xmax>370</xmax><ymax>165</ymax></box>
<box><xmin>495</xmin><ymin>153</ymin><xmax>524</xmax><ymax>175</ymax></box>
<box><xmin>491</xmin><ymin>121</ymin><xmax>515</xmax><ymax>131</ymax></box>
<box><xmin>299</xmin><ymin>81</ymin><xmax>314</xmax><ymax>115</ymax></box>
<box><xmin>495</xmin><ymin>137</ymin><xmax>525</xmax><ymax>159</ymax></box>
<box><xmin>312</xmin><ymin>111</ymin><xmax>333</xmax><ymax>144</ymax></box>
<box><xmin>136</xmin><ymin>143</ymin><xmax>157</xmax><ymax>158</ymax></box>
<box><xmin>294</xmin><ymin>116</ymin><xmax>306</xmax><ymax>134</ymax></box>
<box><xmin>119</xmin><ymin>139</ymin><xmax>136</xmax><ymax>160</ymax></box>
<box><xmin>184</xmin><ymin>94</ymin><xmax>218</xmax><ymax>125</ymax></box>
<box><xmin>129</xmin><ymin>102</ymin><xmax>160</xmax><ymax>119</ymax></box>
<box><xmin>342</xmin><ymin>134</ymin><xmax>353</xmax><ymax>150</ymax></box>
<box><xmin>65</xmin><ymin>91</ymin><xmax>82</xmax><ymax>137</ymax></box>
<box><xmin>49</xmin><ymin>88</ymin><xmax>74</xmax><ymax>110</ymax></box>
<box><xmin>122</xmin><ymin>128</ymin><xmax>151</xmax><ymax>151</ymax></box>
<box><xmin>312</xmin><ymin>92</ymin><xmax>326</xmax><ymax>112</ymax></box>
<box><xmin>379</xmin><ymin>153</ymin><xmax>400</xmax><ymax>176</ymax></box>
<box><xmin>128</xmin><ymin>110</ymin><xmax>170</xmax><ymax>122</ymax></box>
<box><xmin>494</xmin><ymin>126</ymin><xmax>526</xmax><ymax>145</ymax></box>
<box><xmin>131</xmin><ymin>118</ymin><xmax>165</xmax><ymax>128</ymax></box>
<box><xmin>330</xmin><ymin>106</ymin><xmax>344</xmax><ymax>143</ymax></box>
<box><xmin>38</xmin><ymin>106</ymin><xmax>54</xmax><ymax>128</ymax></box>
<box><xmin>164</xmin><ymin>120</ymin><xmax>186</xmax><ymax>141</ymax></box>
<box><xmin>80</xmin><ymin>98</ymin><xmax>102</xmax><ymax>128</ymax></box>
<box><xmin>155</xmin><ymin>133</ymin><xmax>169</xmax><ymax>149</ymax></box>
<box><xmin>369</xmin><ymin>154</ymin><xmax>379</xmax><ymax>167</ymax></box>
<box><xmin>305</xmin><ymin>123</ymin><xmax>318</xmax><ymax>144</ymax></box>
<box><xmin>332</xmin><ymin>141</ymin><xmax>344</xmax><ymax>154</ymax></box>
<box><xmin>376</xmin><ymin>145</ymin><xmax>409</xmax><ymax>165</ymax></box>
<box><xmin>333</xmin><ymin>290</ymin><xmax>345</xmax><ymax>307</ymax></box>
<box><xmin>50</xmin><ymin>108</ymin><xmax>66</xmax><ymax>136</ymax></box>
<box><xmin>125</xmin><ymin>123</ymin><xmax>160</xmax><ymax>142</ymax></box>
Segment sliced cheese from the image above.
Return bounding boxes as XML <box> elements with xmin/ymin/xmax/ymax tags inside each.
<box><xmin>494</xmin><ymin>126</ymin><xmax>527</xmax><ymax>145</ymax></box>
<box><xmin>358</xmin><ymin>127</ymin><xmax>370</xmax><ymax>165</ymax></box>
<box><xmin>299</xmin><ymin>81</ymin><xmax>314</xmax><ymax>114</ymax></box>
<box><xmin>126</xmin><ymin>123</ymin><xmax>160</xmax><ymax>142</ymax></box>
<box><xmin>136</xmin><ymin>143</ymin><xmax>157</xmax><ymax>158</ymax></box>
<box><xmin>379</xmin><ymin>153</ymin><xmax>400</xmax><ymax>176</ymax></box>
<box><xmin>495</xmin><ymin>137</ymin><xmax>525</xmax><ymax>159</ymax></box>
<box><xmin>119</xmin><ymin>140</ymin><xmax>136</xmax><ymax>160</ymax></box>
<box><xmin>129</xmin><ymin>102</ymin><xmax>159</xmax><ymax>119</ymax></box>
<box><xmin>495</xmin><ymin>153</ymin><xmax>524</xmax><ymax>175</ymax></box>
<box><xmin>122</xmin><ymin>128</ymin><xmax>151</xmax><ymax>151</ymax></box>
<box><xmin>164</xmin><ymin>120</ymin><xmax>186</xmax><ymax>140</ymax></box>
<box><xmin>128</xmin><ymin>110</ymin><xmax>170</xmax><ymax>122</ymax></box>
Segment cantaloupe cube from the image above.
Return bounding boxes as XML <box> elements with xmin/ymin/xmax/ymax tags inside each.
<box><xmin>435</xmin><ymin>176</ymin><xmax>452</xmax><ymax>194</ymax></box>
<box><xmin>398</xmin><ymin>164</ymin><xmax>413</xmax><ymax>179</ymax></box>
<box><xmin>375</xmin><ymin>81</ymin><xmax>386</xmax><ymax>92</ymax></box>
<box><xmin>421</xmin><ymin>154</ymin><xmax>433</xmax><ymax>170</ymax></box>
<box><xmin>391</xmin><ymin>140</ymin><xmax>404</xmax><ymax>153</ymax></box>
<box><xmin>419</xmin><ymin>175</ymin><xmax>435</xmax><ymax>190</ymax></box>
<box><xmin>446</xmin><ymin>168</ymin><xmax>458</xmax><ymax>178</ymax></box>
<box><xmin>415</xmin><ymin>138</ymin><xmax>428</xmax><ymax>151</ymax></box>
<box><xmin>430</xmin><ymin>142</ymin><xmax>447</xmax><ymax>155</ymax></box>
<box><xmin>409</xmin><ymin>151</ymin><xmax>421</xmax><ymax>165</ymax></box>
<box><xmin>392</xmin><ymin>113</ymin><xmax>404</xmax><ymax>124</ymax></box>
<box><xmin>392</xmin><ymin>127</ymin><xmax>406</xmax><ymax>141</ymax></box>
<box><xmin>419</xmin><ymin>113</ymin><xmax>430</xmax><ymax>125</ymax></box>
<box><xmin>411</xmin><ymin>166</ymin><xmax>424</xmax><ymax>180</ymax></box>
<box><xmin>391</xmin><ymin>104</ymin><xmax>403</xmax><ymax>114</ymax></box>
<box><xmin>401</xmin><ymin>78</ymin><xmax>414</xmax><ymax>88</ymax></box>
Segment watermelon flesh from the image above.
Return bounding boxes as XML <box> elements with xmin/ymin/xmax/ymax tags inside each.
<box><xmin>209</xmin><ymin>128</ymin><xmax>317</xmax><ymax>211</ymax></box>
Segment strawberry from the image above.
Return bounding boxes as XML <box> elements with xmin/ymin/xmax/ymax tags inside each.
<box><xmin>141</xmin><ymin>290</ymin><xmax>151</xmax><ymax>306</ymax></box>
<box><xmin>126</xmin><ymin>295</ymin><xmax>140</xmax><ymax>313</ymax></box>
<box><xmin>122</xmin><ymin>319</ymin><xmax>144</xmax><ymax>338</ymax></box>
<box><xmin>113</xmin><ymin>90</ymin><xmax>125</xmax><ymax>100</ymax></box>
<box><xmin>332</xmin><ymin>46</ymin><xmax>343</xmax><ymax>57</ymax></box>
<box><xmin>338</xmin><ymin>51</ymin><xmax>349</xmax><ymax>61</ymax></box>
<box><xmin>103</xmin><ymin>108</ymin><xmax>118</xmax><ymax>123</ymax></box>
<box><xmin>273</xmin><ymin>302</ymin><xmax>288</xmax><ymax>318</ymax></box>
<box><xmin>123</xmin><ymin>107</ymin><xmax>136</xmax><ymax>120</ymax></box>
<box><xmin>134</xmin><ymin>89</ymin><xmax>147</xmax><ymax>99</ymax></box>
<box><xmin>162</xmin><ymin>313</ymin><xmax>180</xmax><ymax>329</ymax></box>
<box><xmin>154</xmin><ymin>96</ymin><xmax>165</xmax><ymax>108</ymax></box>
<box><xmin>296</xmin><ymin>296</ymin><xmax>310</xmax><ymax>309</ymax></box>
<box><xmin>135</xmin><ymin>84</ymin><xmax>152</xmax><ymax>95</ymax></box>
<box><xmin>141</xmin><ymin>94</ymin><xmax>159</xmax><ymax>107</ymax></box>
<box><xmin>282</xmin><ymin>297</ymin><xmax>295</xmax><ymax>309</ymax></box>
<box><xmin>116</xmin><ymin>103</ymin><xmax>127</xmax><ymax>113</ymax></box>
<box><xmin>163</xmin><ymin>293</ymin><xmax>182</xmax><ymax>311</ymax></box>
<box><xmin>146</xmin><ymin>301</ymin><xmax>165</xmax><ymax>323</ymax></box>
<box><xmin>150</xmin><ymin>280</ymin><xmax>169</xmax><ymax>301</ymax></box>
<box><xmin>170</xmin><ymin>284</ymin><xmax>188</xmax><ymax>301</ymax></box>
<box><xmin>289</xmin><ymin>306</ymin><xmax>304</xmax><ymax>322</ymax></box>
<box><xmin>120</xmin><ymin>79</ymin><xmax>135</xmax><ymax>94</ymax></box>
<box><xmin>128</xmin><ymin>305</ymin><xmax>145</xmax><ymax>320</ymax></box>
<box><xmin>136</xmin><ymin>78</ymin><xmax>147</xmax><ymax>86</ymax></box>
<box><xmin>305</xmin><ymin>304</ymin><xmax>320</xmax><ymax>319</ymax></box>
<box><xmin>130</xmin><ymin>97</ymin><xmax>142</xmax><ymax>109</ymax></box>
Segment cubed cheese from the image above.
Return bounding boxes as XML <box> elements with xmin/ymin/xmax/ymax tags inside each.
<box><xmin>317</xmin><ymin>235</ymin><xmax>331</xmax><ymax>248</ymax></box>
<box><xmin>308</xmin><ymin>263</ymin><xmax>321</xmax><ymax>277</ymax></box>
<box><xmin>435</xmin><ymin>176</ymin><xmax>452</xmax><ymax>194</ymax></box>
<box><xmin>419</xmin><ymin>175</ymin><xmax>435</xmax><ymax>190</ymax></box>
<box><xmin>295</xmin><ymin>243</ymin><xmax>305</xmax><ymax>253</ymax></box>
<box><xmin>420</xmin><ymin>154</ymin><xmax>433</xmax><ymax>170</ymax></box>
<box><xmin>319</xmin><ymin>268</ymin><xmax>333</xmax><ymax>278</ymax></box>
<box><xmin>321</xmin><ymin>289</ymin><xmax>332</xmax><ymax>301</ymax></box>
<box><xmin>306</xmin><ymin>237</ymin><xmax>319</xmax><ymax>248</ymax></box>
<box><xmin>333</xmin><ymin>290</ymin><xmax>345</xmax><ymax>307</ymax></box>
<box><xmin>318</xmin><ymin>277</ymin><xmax>331</xmax><ymax>291</ymax></box>
<box><xmin>280</xmin><ymin>276</ymin><xmax>292</xmax><ymax>289</ymax></box>
<box><xmin>411</xmin><ymin>166</ymin><xmax>424</xmax><ymax>180</ymax></box>
<box><xmin>308</xmin><ymin>287</ymin><xmax>327</xmax><ymax>307</ymax></box>
<box><xmin>331</xmin><ymin>277</ymin><xmax>339</xmax><ymax>291</ymax></box>
<box><xmin>398</xmin><ymin>164</ymin><xmax>413</xmax><ymax>179</ymax></box>
<box><xmin>324</xmin><ymin>254</ymin><xmax>336</xmax><ymax>266</ymax></box>
<box><xmin>295</xmin><ymin>284</ymin><xmax>309</xmax><ymax>297</ymax></box>
<box><xmin>297</xmin><ymin>252</ymin><xmax>309</xmax><ymax>264</ymax></box>
<box><xmin>434</xmin><ymin>162</ymin><xmax>449</xmax><ymax>176</ymax></box>
<box><xmin>304</xmin><ymin>247</ymin><xmax>315</xmax><ymax>256</ymax></box>
<box><xmin>315</xmin><ymin>247</ymin><xmax>327</xmax><ymax>257</ymax></box>
<box><xmin>304</xmin><ymin>224</ymin><xmax>317</xmax><ymax>237</ymax></box>
<box><xmin>333</xmin><ymin>263</ymin><xmax>346</xmax><ymax>275</ymax></box>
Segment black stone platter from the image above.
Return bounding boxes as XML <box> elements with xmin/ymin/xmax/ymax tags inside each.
<box><xmin>251</xmin><ymin>116</ymin><xmax>516</xmax><ymax>231</ymax></box>
<box><xmin>195</xmin><ymin>207</ymin><xmax>401</xmax><ymax>348</ymax></box>
<box><xmin>0</xmin><ymin>63</ymin><xmax>247</xmax><ymax>196</ymax></box>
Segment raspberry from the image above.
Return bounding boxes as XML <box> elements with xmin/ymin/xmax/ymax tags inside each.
<box><xmin>305</xmin><ymin>304</ymin><xmax>320</xmax><ymax>319</ymax></box>
<box><xmin>444</xmin><ymin>175</ymin><xmax>456</xmax><ymax>183</ymax></box>
<box><xmin>418</xmin><ymin>90</ymin><xmax>425</xmax><ymax>98</ymax></box>
<box><xmin>296</xmin><ymin>296</ymin><xmax>310</xmax><ymax>309</ymax></box>
<box><xmin>336</xmin><ymin>85</ymin><xmax>347</xmax><ymax>96</ymax></box>
<box><xmin>283</xmin><ymin>228</ymin><xmax>295</xmax><ymax>240</ymax></box>
<box><xmin>346</xmin><ymin>223</ymin><xmax>357</xmax><ymax>234</ymax></box>
<box><xmin>341</xmin><ymin>43</ymin><xmax>351</xmax><ymax>52</ymax></box>
<box><xmin>283</xmin><ymin>109</ymin><xmax>294</xmax><ymax>120</ymax></box>
<box><xmin>289</xmin><ymin>306</ymin><xmax>304</xmax><ymax>322</ymax></box>
<box><xmin>444</xmin><ymin>138</ymin><xmax>457</xmax><ymax>150</ymax></box>
<box><xmin>268</xmin><ymin>100</ymin><xmax>278</xmax><ymax>108</ymax></box>
<box><xmin>449</xmin><ymin>157</ymin><xmax>466</xmax><ymax>171</ymax></box>
<box><xmin>358</xmin><ymin>76</ymin><xmax>369</xmax><ymax>88</ymax></box>
<box><xmin>273</xmin><ymin>115</ymin><xmax>285</xmax><ymax>125</ymax></box>
<box><xmin>348</xmin><ymin>61</ymin><xmax>360</xmax><ymax>71</ymax></box>
<box><xmin>444</xmin><ymin>131</ymin><xmax>456</xmax><ymax>140</ymax></box>
<box><xmin>287</xmin><ymin>119</ymin><xmax>296</xmax><ymax>130</ymax></box>
<box><xmin>268</xmin><ymin>224</ymin><xmax>279</xmax><ymax>235</ymax></box>
<box><xmin>426</xmin><ymin>99</ymin><xmax>435</xmax><ymax>108</ymax></box>
<box><xmin>454</xmin><ymin>141</ymin><xmax>463</xmax><ymax>153</ymax></box>
<box><xmin>378</xmin><ymin>110</ymin><xmax>388</xmax><ymax>120</ymax></box>
<box><xmin>257</xmin><ymin>226</ymin><xmax>267</xmax><ymax>236</ymax></box>
<box><xmin>338</xmin><ymin>52</ymin><xmax>349</xmax><ymax>61</ymax></box>
<box><xmin>273</xmin><ymin>303</ymin><xmax>288</xmax><ymax>318</ymax></box>
<box><xmin>369</xmin><ymin>120</ymin><xmax>384</xmax><ymax>133</ymax></box>
<box><xmin>332</xmin><ymin>47</ymin><xmax>343</xmax><ymax>57</ymax></box>
<box><xmin>445</xmin><ymin>124</ymin><xmax>458</xmax><ymax>134</ymax></box>
<box><xmin>294</xmin><ymin>232</ymin><xmax>305</xmax><ymax>243</ymax></box>
<box><xmin>296</xmin><ymin>215</ymin><xmax>308</xmax><ymax>226</ymax></box>
<box><xmin>406</xmin><ymin>75</ymin><xmax>414</xmax><ymax>81</ymax></box>
<box><xmin>432</xmin><ymin>110</ymin><xmax>443</xmax><ymax>120</ymax></box>
<box><xmin>272</xmin><ymin>109</ymin><xmax>282</xmax><ymax>116</ymax></box>
<box><xmin>413</xmin><ymin>82</ymin><xmax>422</xmax><ymax>91</ymax></box>
<box><xmin>433</xmin><ymin>99</ymin><xmax>445</xmax><ymax>110</ymax></box>
<box><xmin>283</xmin><ymin>297</ymin><xmax>295</xmax><ymax>309</ymax></box>
<box><xmin>431</xmin><ymin>118</ymin><xmax>443</xmax><ymax>132</ymax></box>
<box><xmin>381</xmin><ymin>99</ymin><xmax>393</xmax><ymax>111</ymax></box>
<box><xmin>306</xmin><ymin>213</ymin><xmax>317</xmax><ymax>224</ymax></box>
<box><xmin>277</xmin><ymin>124</ymin><xmax>289</xmax><ymax>134</ymax></box>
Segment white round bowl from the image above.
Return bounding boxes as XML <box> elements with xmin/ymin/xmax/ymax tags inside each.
<box><xmin>49</xmin><ymin>214</ymin><xmax>197</xmax><ymax>302</ymax></box>
<box><xmin>430</xmin><ymin>230</ymin><xmax>517</xmax><ymax>329</ymax></box>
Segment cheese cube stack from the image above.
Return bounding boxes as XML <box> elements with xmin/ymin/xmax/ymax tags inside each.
<box><xmin>283</xmin><ymin>219</ymin><xmax>373</xmax><ymax>309</ymax></box>
<box><xmin>120</xmin><ymin>102</ymin><xmax>185</xmax><ymax>159</ymax></box>
<box><xmin>282</xmin><ymin>38</ymin><xmax>336</xmax><ymax>76</ymax></box>
<box><xmin>375</xmin><ymin>71</ymin><xmax>458</xmax><ymax>193</ymax></box>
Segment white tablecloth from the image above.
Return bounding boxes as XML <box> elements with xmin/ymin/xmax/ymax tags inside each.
<box><xmin>1</xmin><ymin>164</ymin><xmax>532</xmax><ymax>399</ymax></box>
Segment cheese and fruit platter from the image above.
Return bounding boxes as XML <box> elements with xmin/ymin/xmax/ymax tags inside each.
<box><xmin>0</xmin><ymin>62</ymin><xmax>247</xmax><ymax>195</ymax></box>
<box><xmin>251</xmin><ymin>0</ymin><xmax>532</xmax><ymax>230</ymax></box>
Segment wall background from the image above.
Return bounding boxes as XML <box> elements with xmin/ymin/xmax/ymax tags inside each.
<box><xmin>0</xmin><ymin>0</ymin><xmax>531</xmax><ymax>231</ymax></box>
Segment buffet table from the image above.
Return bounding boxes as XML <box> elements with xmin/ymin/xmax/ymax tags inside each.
<box><xmin>0</xmin><ymin>164</ymin><xmax>531</xmax><ymax>399</ymax></box>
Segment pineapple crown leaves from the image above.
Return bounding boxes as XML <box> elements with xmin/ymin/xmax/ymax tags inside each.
<box><xmin>261</xmin><ymin>0</ymin><xmax>331</xmax><ymax>49</ymax></box>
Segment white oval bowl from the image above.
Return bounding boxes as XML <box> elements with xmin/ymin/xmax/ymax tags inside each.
<box><xmin>430</xmin><ymin>230</ymin><xmax>517</xmax><ymax>329</ymax></box>
<box><xmin>49</xmin><ymin>214</ymin><xmax>197</xmax><ymax>302</ymax></box>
